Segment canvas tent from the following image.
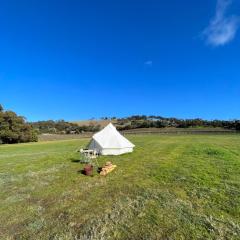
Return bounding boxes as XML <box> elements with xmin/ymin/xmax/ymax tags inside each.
<box><xmin>88</xmin><ymin>123</ymin><xmax>135</xmax><ymax>155</ymax></box>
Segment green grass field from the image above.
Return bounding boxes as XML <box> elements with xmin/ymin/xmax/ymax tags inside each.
<box><xmin>0</xmin><ymin>135</ymin><xmax>240</xmax><ymax>239</ymax></box>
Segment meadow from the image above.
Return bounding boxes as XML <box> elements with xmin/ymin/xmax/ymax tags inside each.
<box><xmin>0</xmin><ymin>135</ymin><xmax>240</xmax><ymax>239</ymax></box>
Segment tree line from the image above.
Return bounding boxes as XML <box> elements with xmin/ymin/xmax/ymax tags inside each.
<box><xmin>30</xmin><ymin>120</ymin><xmax>101</xmax><ymax>134</ymax></box>
<box><xmin>116</xmin><ymin>115</ymin><xmax>240</xmax><ymax>131</ymax></box>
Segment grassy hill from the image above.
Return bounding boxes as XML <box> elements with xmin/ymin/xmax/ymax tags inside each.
<box><xmin>1</xmin><ymin>135</ymin><xmax>240</xmax><ymax>239</ymax></box>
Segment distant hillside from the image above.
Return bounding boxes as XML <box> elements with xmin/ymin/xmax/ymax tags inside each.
<box><xmin>71</xmin><ymin>119</ymin><xmax>117</xmax><ymax>128</ymax></box>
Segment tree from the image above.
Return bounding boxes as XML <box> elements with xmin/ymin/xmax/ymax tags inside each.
<box><xmin>0</xmin><ymin>104</ymin><xmax>3</xmax><ymax>112</ymax></box>
<box><xmin>0</xmin><ymin>109</ymin><xmax>38</xmax><ymax>144</ymax></box>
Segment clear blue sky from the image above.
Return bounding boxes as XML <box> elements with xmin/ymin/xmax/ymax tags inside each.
<box><xmin>0</xmin><ymin>0</ymin><xmax>240</xmax><ymax>121</ymax></box>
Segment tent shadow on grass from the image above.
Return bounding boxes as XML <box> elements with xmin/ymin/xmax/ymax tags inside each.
<box><xmin>77</xmin><ymin>169</ymin><xmax>85</xmax><ymax>175</ymax></box>
<box><xmin>77</xmin><ymin>169</ymin><xmax>96</xmax><ymax>177</ymax></box>
<box><xmin>70</xmin><ymin>158</ymin><xmax>81</xmax><ymax>163</ymax></box>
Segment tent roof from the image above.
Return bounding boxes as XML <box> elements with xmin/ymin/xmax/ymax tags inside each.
<box><xmin>92</xmin><ymin>123</ymin><xmax>135</xmax><ymax>149</ymax></box>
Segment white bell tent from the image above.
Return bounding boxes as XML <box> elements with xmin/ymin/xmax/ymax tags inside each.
<box><xmin>88</xmin><ymin>123</ymin><xmax>135</xmax><ymax>155</ymax></box>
